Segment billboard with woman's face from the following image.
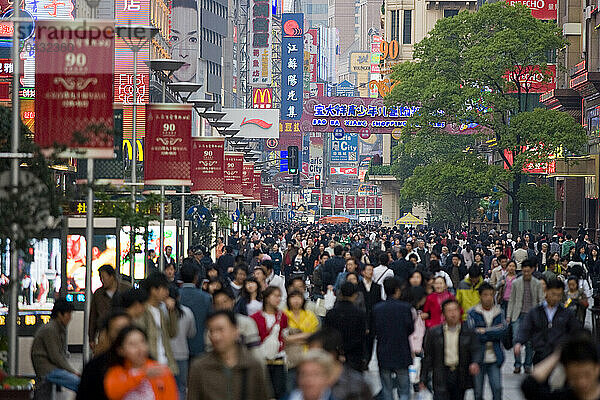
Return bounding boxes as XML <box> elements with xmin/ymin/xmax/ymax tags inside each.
<box><xmin>171</xmin><ymin>0</ymin><xmax>199</xmax><ymax>83</ymax></box>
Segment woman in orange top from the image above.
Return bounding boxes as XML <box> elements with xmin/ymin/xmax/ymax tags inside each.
<box><xmin>104</xmin><ymin>326</ymin><xmax>177</xmax><ymax>400</ymax></box>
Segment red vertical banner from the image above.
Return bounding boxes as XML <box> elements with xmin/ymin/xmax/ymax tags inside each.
<box><xmin>367</xmin><ymin>196</ymin><xmax>376</xmax><ymax>208</ymax></box>
<box><xmin>253</xmin><ymin>170</ymin><xmax>262</xmax><ymax>201</ymax></box>
<box><xmin>322</xmin><ymin>194</ymin><xmax>332</xmax><ymax>208</ymax></box>
<box><xmin>242</xmin><ymin>163</ymin><xmax>254</xmax><ymax>200</ymax></box>
<box><xmin>224</xmin><ymin>152</ymin><xmax>244</xmax><ymax>198</ymax></box>
<box><xmin>190</xmin><ymin>137</ymin><xmax>225</xmax><ymax>194</ymax></box>
<box><xmin>261</xmin><ymin>184</ymin><xmax>270</xmax><ymax>205</ymax></box>
<box><xmin>356</xmin><ymin>196</ymin><xmax>366</xmax><ymax>209</ymax></box>
<box><xmin>376</xmin><ymin>196</ymin><xmax>382</xmax><ymax>209</ymax></box>
<box><xmin>334</xmin><ymin>195</ymin><xmax>344</xmax><ymax>209</ymax></box>
<box><xmin>345</xmin><ymin>195</ymin><xmax>356</xmax><ymax>209</ymax></box>
<box><xmin>144</xmin><ymin>104</ymin><xmax>192</xmax><ymax>185</ymax></box>
<box><xmin>35</xmin><ymin>20</ymin><xmax>115</xmax><ymax>158</ymax></box>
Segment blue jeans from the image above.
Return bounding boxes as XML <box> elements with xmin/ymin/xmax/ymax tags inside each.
<box><xmin>379</xmin><ymin>367</ymin><xmax>410</xmax><ymax>400</ymax></box>
<box><xmin>473</xmin><ymin>362</ymin><xmax>502</xmax><ymax>400</ymax></box>
<box><xmin>512</xmin><ymin>316</ymin><xmax>533</xmax><ymax>368</ymax></box>
<box><xmin>175</xmin><ymin>359</ymin><xmax>189</xmax><ymax>398</ymax></box>
<box><xmin>46</xmin><ymin>368</ymin><xmax>80</xmax><ymax>392</ymax></box>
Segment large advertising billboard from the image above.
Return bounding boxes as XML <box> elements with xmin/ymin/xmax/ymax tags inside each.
<box><xmin>221</xmin><ymin>108</ymin><xmax>280</xmax><ymax>138</ymax></box>
<box><xmin>330</xmin><ymin>132</ymin><xmax>358</xmax><ymax>162</ymax></box>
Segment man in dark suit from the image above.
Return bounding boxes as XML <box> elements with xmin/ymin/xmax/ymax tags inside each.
<box><xmin>374</xmin><ymin>276</ymin><xmax>414</xmax><ymax>400</ymax></box>
<box><xmin>389</xmin><ymin>248</ymin><xmax>412</xmax><ymax>284</ymax></box>
<box><xmin>358</xmin><ymin>263</ymin><xmax>382</xmax><ymax>363</ymax></box>
<box><xmin>323</xmin><ymin>282</ymin><xmax>367</xmax><ymax>372</ymax></box>
<box><xmin>322</xmin><ymin>245</ymin><xmax>346</xmax><ymax>288</ymax></box>
<box><xmin>420</xmin><ymin>299</ymin><xmax>481</xmax><ymax>400</ymax></box>
<box><xmin>216</xmin><ymin>245</ymin><xmax>235</xmax><ymax>277</ymax></box>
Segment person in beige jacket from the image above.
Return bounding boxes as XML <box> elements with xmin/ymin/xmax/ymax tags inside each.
<box><xmin>506</xmin><ymin>260</ymin><xmax>544</xmax><ymax>374</ymax></box>
<box><xmin>136</xmin><ymin>273</ymin><xmax>179</xmax><ymax>375</ymax></box>
<box><xmin>187</xmin><ymin>310</ymin><xmax>271</xmax><ymax>400</ymax></box>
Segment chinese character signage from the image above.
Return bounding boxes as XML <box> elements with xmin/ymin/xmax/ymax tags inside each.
<box><xmin>191</xmin><ymin>137</ymin><xmax>225</xmax><ymax>195</ymax></box>
<box><xmin>301</xmin><ymin>97</ymin><xmax>414</xmax><ymax>134</ymax></box>
<box><xmin>242</xmin><ymin>163</ymin><xmax>255</xmax><ymax>199</ymax></box>
<box><xmin>144</xmin><ymin>104</ymin><xmax>192</xmax><ymax>185</ymax></box>
<box><xmin>253</xmin><ymin>87</ymin><xmax>273</xmax><ymax>108</ymax></box>
<box><xmin>35</xmin><ymin>20</ymin><xmax>114</xmax><ymax>158</ymax></box>
<box><xmin>251</xmin><ymin>0</ymin><xmax>272</xmax><ymax>85</ymax></box>
<box><xmin>277</xmin><ymin>120</ymin><xmax>302</xmax><ymax>150</ymax></box>
<box><xmin>322</xmin><ymin>194</ymin><xmax>332</xmax><ymax>208</ymax></box>
<box><xmin>330</xmin><ymin>132</ymin><xmax>358</xmax><ymax>162</ymax></box>
<box><xmin>507</xmin><ymin>0</ymin><xmax>557</xmax><ymax>20</ymax></box>
<box><xmin>281</xmin><ymin>13</ymin><xmax>304</xmax><ymax>120</ymax></box>
<box><xmin>224</xmin><ymin>152</ymin><xmax>244</xmax><ymax>197</ymax></box>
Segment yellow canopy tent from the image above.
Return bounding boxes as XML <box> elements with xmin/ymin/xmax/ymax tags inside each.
<box><xmin>395</xmin><ymin>212</ymin><xmax>424</xmax><ymax>226</ymax></box>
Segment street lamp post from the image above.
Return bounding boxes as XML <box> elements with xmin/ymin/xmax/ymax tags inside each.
<box><xmin>117</xmin><ymin>25</ymin><xmax>159</xmax><ymax>283</ymax></box>
<box><xmin>146</xmin><ymin>59</ymin><xmax>186</xmax><ymax>271</ymax></box>
<box><xmin>167</xmin><ymin>83</ymin><xmax>201</xmax><ymax>268</ymax></box>
<box><xmin>7</xmin><ymin>2</ymin><xmax>20</xmax><ymax>376</ymax></box>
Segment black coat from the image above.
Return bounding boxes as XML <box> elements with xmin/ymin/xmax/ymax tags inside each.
<box><xmin>322</xmin><ymin>256</ymin><xmax>346</xmax><ymax>287</ymax></box>
<box><xmin>324</xmin><ymin>300</ymin><xmax>367</xmax><ymax>371</ymax></box>
<box><xmin>216</xmin><ymin>253</ymin><xmax>235</xmax><ymax>276</ymax></box>
<box><xmin>421</xmin><ymin>324</ymin><xmax>481</xmax><ymax>394</ymax></box>
<box><xmin>515</xmin><ymin>304</ymin><xmax>580</xmax><ymax>362</ymax></box>
<box><xmin>358</xmin><ymin>280</ymin><xmax>382</xmax><ymax>327</ymax></box>
<box><xmin>389</xmin><ymin>258</ymin><xmax>412</xmax><ymax>284</ymax></box>
<box><xmin>75</xmin><ymin>352</ymin><xmax>109</xmax><ymax>400</ymax></box>
<box><xmin>373</xmin><ymin>299</ymin><xmax>414</xmax><ymax>369</ymax></box>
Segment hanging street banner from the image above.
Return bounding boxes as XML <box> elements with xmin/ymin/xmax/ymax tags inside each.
<box><xmin>281</xmin><ymin>13</ymin><xmax>304</xmax><ymax>120</ymax></box>
<box><xmin>376</xmin><ymin>196</ymin><xmax>382</xmax><ymax>208</ymax></box>
<box><xmin>322</xmin><ymin>194</ymin><xmax>332</xmax><ymax>208</ymax></box>
<box><xmin>242</xmin><ymin>163</ymin><xmax>255</xmax><ymax>200</ymax></box>
<box><xmin>300</xmin><ymin>97</ymin><xmax>482</xmax><ymax>135</ymax></box>
<box><xmin>253</xmin><ymin>170</ymin><xmax>262</xmax><ymax>201</ymax></box>
<box><xmin>366</xmin><ymin>196</ymin><xmax>376</xmax><ymax>209</ymax></box>
<box><xmin>330</xmin><ymin>132</ymin><xmax>358</xmax><ymax>162</ymax></box>
<box><xmin>356</xmin><ymin>196</ymin><xmax>366</xmax><ymax>209</ymax></box>
<box><xmin>250</xmin><ymin>0</ymin><xmax>272</xmax><ymax>85</ymax></box>
<box><xmin>35</xmin><ymin>20</ymin><xmax>115</xmax><ymax>158</ymax></box>
<box><xmin>191</xmin><ymin>137</ymin><xmax>225</xmax><ymax>195</ymax></box>
<box><xmin>334</xmin><ymin>195</ymin><xmax>344</xmax><ymax>209</ymax></box>
<box><xmin>345</xmin><ymin>195</ymin><xmax>356</xmax><ymax>209</ymax></box>
<box><xmin>144</xmin><ymin>103</ymin><xmax>192</xmax><ymax>186</ymax></box>
<box><xmin>224</xmin><ymin>152</ymin><xmax>244</xmax><ymax>197</ymax></box>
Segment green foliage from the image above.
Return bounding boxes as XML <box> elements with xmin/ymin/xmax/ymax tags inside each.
<box><xmin>0</xmin><ymin>106</ymin><xmax>65</xmax><ymax>251</ymax></box>
<box><xmin>517</xmin><ymin>184</ymin><xmax>558</xmax><ymax>222</ymax></box>
<box><xmin>386</xmin><ymin>2</ymin><xmax>586</xmax><ymax>232</ymax></box>
<box><xmin>399</xmin><ymin>153</ymin><xmax>502</xmax><ymax>229</ymax></box>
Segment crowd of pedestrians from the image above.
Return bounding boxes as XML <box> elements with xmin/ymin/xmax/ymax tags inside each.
<box><xmin>28</xmin><ymin>222</ymin><xmax>600</xmax><ymax>399</ymax></box>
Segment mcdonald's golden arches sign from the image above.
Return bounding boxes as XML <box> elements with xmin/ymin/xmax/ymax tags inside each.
<box><xmin>253</xmin><ymin>87</ymin><xmax>273</xmax><ymax>109</ymax></box>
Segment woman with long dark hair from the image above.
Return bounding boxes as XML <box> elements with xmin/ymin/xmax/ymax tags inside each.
<box><xmin>104</xmin><ymin>326</ymin><xmax>177</xmax><ymax>400</ymax></box>
<box><xmin>234</xmin><ymin>276</ymin><xmax>263</xmax><ymax>316</ymax></box>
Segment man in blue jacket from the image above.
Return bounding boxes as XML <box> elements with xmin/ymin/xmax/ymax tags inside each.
<box><xmin>179</xmin><ymin>264</ymin><xmax>212</xmax><ymax>357</ymax></box>
<box><xmin>467</xmin><ymin>282</ymin><xmax>508</xmax><ymax>400</ymax></box>
<box><xmin>373</xmin><ymin>276</ymin><xmax>414</xmax><ymax>400</ymax></box>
